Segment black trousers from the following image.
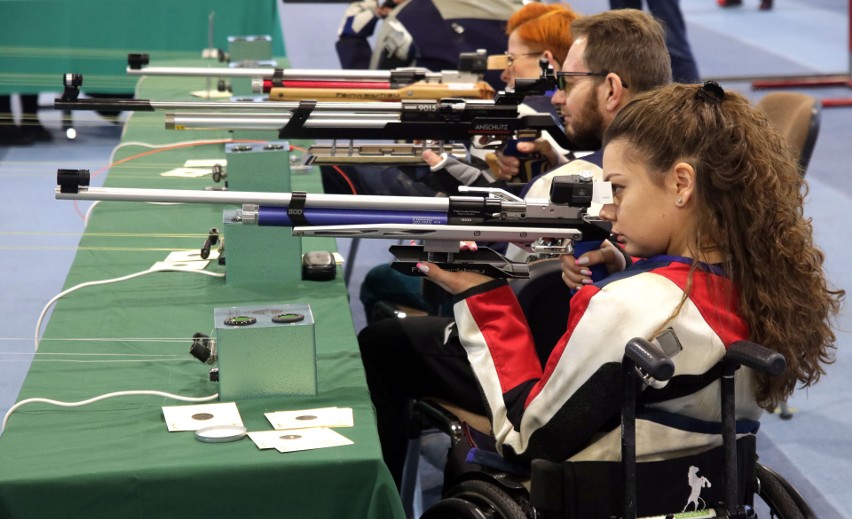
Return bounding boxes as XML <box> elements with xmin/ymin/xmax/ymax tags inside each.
<box><xmin>357</xmin><ymin>316</ymin><xmax>487</xmax><ymax>488</ymax></box>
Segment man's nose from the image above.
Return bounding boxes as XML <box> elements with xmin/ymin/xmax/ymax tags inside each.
<box><xmin>552</xmin><ymin>86</ymin><xmax>568</xmax><ymax>105</ymax></box>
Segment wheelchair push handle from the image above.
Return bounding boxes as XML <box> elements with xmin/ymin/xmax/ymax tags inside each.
<box><xmin>625</xmin><ymin>337</ymin><xmax>675</xmax><ymax>382</ymax></box>
<box><xmin>726</xmin><ymin>340</ymin><xmax>786</xmax><ymax>376</ymax></box>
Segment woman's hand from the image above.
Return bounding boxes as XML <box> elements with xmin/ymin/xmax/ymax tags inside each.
<box><xmin>416</xmin><ymin>262</ymin><xmax>493</xmax><ymax>296</ymax></box>
<box><xmin>560</xmin><ymin>240</ymin><xmax>626</xmax><ymax>290</ymax></box>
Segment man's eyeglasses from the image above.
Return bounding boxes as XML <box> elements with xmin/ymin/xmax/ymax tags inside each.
<box><xmin>556</xmin><ymin>71</ymin><xmax>629</xmax><ymax>92</ymax></box>
<box><xmin>505</xmin><ymin>52</ymin><xmax>542</xmax><ymax>67</ymax></box>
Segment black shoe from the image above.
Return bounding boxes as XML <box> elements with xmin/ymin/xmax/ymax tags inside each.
<box><xmin>759</xmin><ymin>0</ymin><xmax>773</xmax><ymax>10</ymax></box>
<box><xmin>0</xmin><ymin>125</ymin><xmax>35</xmax><ymax>146</ymax></box>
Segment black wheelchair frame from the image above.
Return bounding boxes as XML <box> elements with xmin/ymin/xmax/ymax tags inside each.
<box><xmin>403</xmin><ymin>339</ymin><xmax>817</xmax><ymax>519</ymax></box>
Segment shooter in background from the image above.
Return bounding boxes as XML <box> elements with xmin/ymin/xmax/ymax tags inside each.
<box><xmin>335</xmin><ymin>0</ymin><xmax>522</xmax><ymax>89</ymax></box>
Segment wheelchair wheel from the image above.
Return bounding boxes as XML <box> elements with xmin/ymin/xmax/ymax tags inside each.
<box><xmin>755</xmin><ymin>463</ymin><xmax>817</xmax><ymax>519</ymax></box>
<box><xmin>421</xmin><ymin>479</ymin><xmax>529</xmax><ymax>519</ymax></box>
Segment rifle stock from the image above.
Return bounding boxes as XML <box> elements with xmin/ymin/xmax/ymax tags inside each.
<box><xmin>268</xmin><ymin>80</ymin><xmax>496</xmax><ymax>102</ymax></box>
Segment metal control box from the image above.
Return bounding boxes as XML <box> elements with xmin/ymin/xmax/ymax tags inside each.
<box><xmin>224</xmin><ymin>141</ymin><xmax>291</xmax><ymax>193</ymax></box>
<box><xmin>221</xmin><ymin>209</ymin><xmax>302</xmax><ymax>287</ymax></box>
<box><xmin>228</xmin><ymin>35</ymin><xmax>273</xmax><ymax>65</ymax></box>
<box><xmin>215</xmin><ymin>303</ymin><xmax>317</xmax><ymax>400</ymax></box>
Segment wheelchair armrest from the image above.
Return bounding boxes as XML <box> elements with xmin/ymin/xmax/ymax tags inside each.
<box><xmin>412</xmin><ymin>398</ymin><xmax>492</xmax><ymax>446</ymax></box>
<box><xmin>726</xmin><ymin>341</ymin><xmax>786</xmax><ymax>376</ymax></box>
<box><xmin>412</xmin><ymin>399</ymin><xmax>467</xmax><ymax>445</ymax></box>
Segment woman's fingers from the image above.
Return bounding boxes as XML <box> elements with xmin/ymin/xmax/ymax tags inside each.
<box><xmin>417</xmin><ymin>262</ymin><xmax>492</xmax><ymax>295</ymax></box>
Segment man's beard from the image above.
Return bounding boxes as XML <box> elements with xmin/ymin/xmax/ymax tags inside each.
<box><xmin>564</xmin><ymin>93</ymin><xmax>605</xmax><ymax>152</ymax></box>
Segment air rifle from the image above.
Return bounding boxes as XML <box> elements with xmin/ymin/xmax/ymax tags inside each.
<box><xmin>164</xmin><ymin>98</ymin><xmax>564</xmax><ymax>142</ymax></box>
<box><xmin>53</xmin><ymin>73</ymin><xmax>442</xmax><ymax>113</ymax></box>
<box><xmin>51</xmin><ymin>75</ymin><xmax>488</xmax><ymax>166</ymax></box>
<box><xmin>55</xmin><ymin>169</ymin><xmax>610</xmax><ymax>278</ymax></box>
<box><xmin>164</xmin><ymin>70</ymin><xmax>566</xmax><ymax>147</ymax></box>
<box><xmin>55</xmin><ymin>60</ymin><xmax>552</xmax><ymax>116</ymax></box>
<box><xmin>165</xmin><ymin>95</ymin><xmax>569</xmax><ymax>180</ymax></box>
<box><xmin>126</xmin><ymin>52</ymin><xmax>495</xmax><ymax>100</ymax></box>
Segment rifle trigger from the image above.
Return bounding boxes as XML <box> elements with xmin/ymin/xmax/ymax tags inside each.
<box><xmin>530</xmin><ymin>238</ymin><xmax>571</xmax><ymax>255</ymax></box>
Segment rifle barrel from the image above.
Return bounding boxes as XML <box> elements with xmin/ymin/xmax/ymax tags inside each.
<box><xmin>165</xmin><ymin>113</ymin><xmax>397</xmax><ymax>130</ymax></box>
<box><xmin>55</xmin><ymin>185</ymin><xmax>453</xmax><ymax>211</ymax></box>
<box><xmin>127</xmin><ymin>66</ymin><xmax>440</xmax><ymax>82</ymax></box>
<box><xmin>144</xmin><ymin>101</ymin><xmax>402</xmax><ymax>111</ymax></box>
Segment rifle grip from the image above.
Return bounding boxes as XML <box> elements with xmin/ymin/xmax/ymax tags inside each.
<box><xmin>571</xmin><ymin>239</ymin><xmax>608</xmax><ymax>293</ymax></box>
<box><xmin>501</xmin><ymin>137</ymin><xmax>548</xmax><ymax>183</ymax></box>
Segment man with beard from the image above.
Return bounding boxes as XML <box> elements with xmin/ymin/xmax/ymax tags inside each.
<box><xmin>492</xmin><ymin>9</ymin><xmax>673</xmax><ymax>200</ymax></box>
<box><xmin>357</xmin><ymin>9</ymin><xmax>672</xmax><ymax>490</ymax></box>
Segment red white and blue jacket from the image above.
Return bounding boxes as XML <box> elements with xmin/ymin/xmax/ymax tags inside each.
<box><xmin>454</xmin><ymin>255</ymin><xmax>763</xmax><ymax>464</ymax></box>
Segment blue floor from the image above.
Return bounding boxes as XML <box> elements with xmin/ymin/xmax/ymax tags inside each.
<box><xmin>2</xmin><ymin>1</ymin><xmax>851</xmax><ymax>516</ymax></box>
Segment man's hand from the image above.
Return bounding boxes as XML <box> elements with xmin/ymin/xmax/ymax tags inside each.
<box><xmin>491</xmin><ymin>139</ymin><xmax>565</xmax><ymax>179</ymax></box>
<box><xmin>416</xmin><ymin>262</ymin><xmax>492</xmax><ymax>296</ymax></box>
<box><xmin>421</xmin><ymin>149</ymin><xmax>442</xmax><ymax>167</ymax></box>
<box><xmin>483</xmin><ymin>153</ymin><xmax>517</xmax><ymax>181</ymax></box>
<box><xmin>560</xmin><ymin>240</ymin><xmax>626</xmax><ymax>290</ymax></box>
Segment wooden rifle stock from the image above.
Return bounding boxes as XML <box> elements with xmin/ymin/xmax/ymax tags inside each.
<box><xmin>268</xmin><ymin>80</ymin><xmax>496</xmax><ymax>102</ymax></box>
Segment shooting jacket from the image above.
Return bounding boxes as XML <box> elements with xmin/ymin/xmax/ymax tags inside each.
<box><xmin>453</xmin><ymin>255</ymin><xmax>764</xmax><ymax>464</ymax></box>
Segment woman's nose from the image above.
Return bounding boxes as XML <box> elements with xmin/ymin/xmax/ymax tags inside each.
<box><xmin>500</xmin><ymin>68</ymin><xmax>512</xmax><ymax>86</ymax></box>
<box><xmin>599</xmin><ymin>203</ymin><xmax>616</xmax><ymax>221</ymax></box>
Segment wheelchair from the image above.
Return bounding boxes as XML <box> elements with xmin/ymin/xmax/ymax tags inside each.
<box><xmin>403</xmin><ymin>339</ymin><xmax>817</xmax><ymax>519</ymax></box>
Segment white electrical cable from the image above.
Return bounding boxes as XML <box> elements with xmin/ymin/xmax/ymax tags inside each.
<box><xmin>1</xmin><ymin>337</ymin><xmax>191</xmax><ymax>342</ymax></box>
<box><xmin>1</xmin><ymin>341</ymin><xmax>189</xmax><ymax>363</ymax></box>
<box><xmin>34</xmin><ymin>266</ymin><xmax>224</xmax><ymax>352</ymax></box>
<box><xmin>121</xmin><ymin>110</ymin><xmax>135</xmax><ymax>139</ymax></box>
<box><xmin>83</xmin><ymin>200</ymin><xmax>99</xmax><ymax>227</ymax></box>
<box><xmin>113</xmin><ymin>137</ymin><xmax>239</xmax><ymax>151</ymax></box>
<box><xmin>1</xmin><ymin>390</ymin><xmax>219</xmax><ymax>432</ymax></box>
<box><xmin>1</xmin><ymin>358</ymin><xmax>189</xmax><ymax>364</ymax></box>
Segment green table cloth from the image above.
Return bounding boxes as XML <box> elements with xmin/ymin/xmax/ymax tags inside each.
<box><xmin>0</xmin><ymin>70</ymin><xmax>405</xmax><ymax>519</ymax></box>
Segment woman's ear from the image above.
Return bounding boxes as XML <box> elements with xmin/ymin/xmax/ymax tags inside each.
<box><xmin>672</xmin><ymin>161</ymin><xmax>696</xmax><ymax>206</ymax></box>
<box><xmin>542</xmin><ymin>50</ymin><xmax>559</xmax><ymax>72</ymax></box>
